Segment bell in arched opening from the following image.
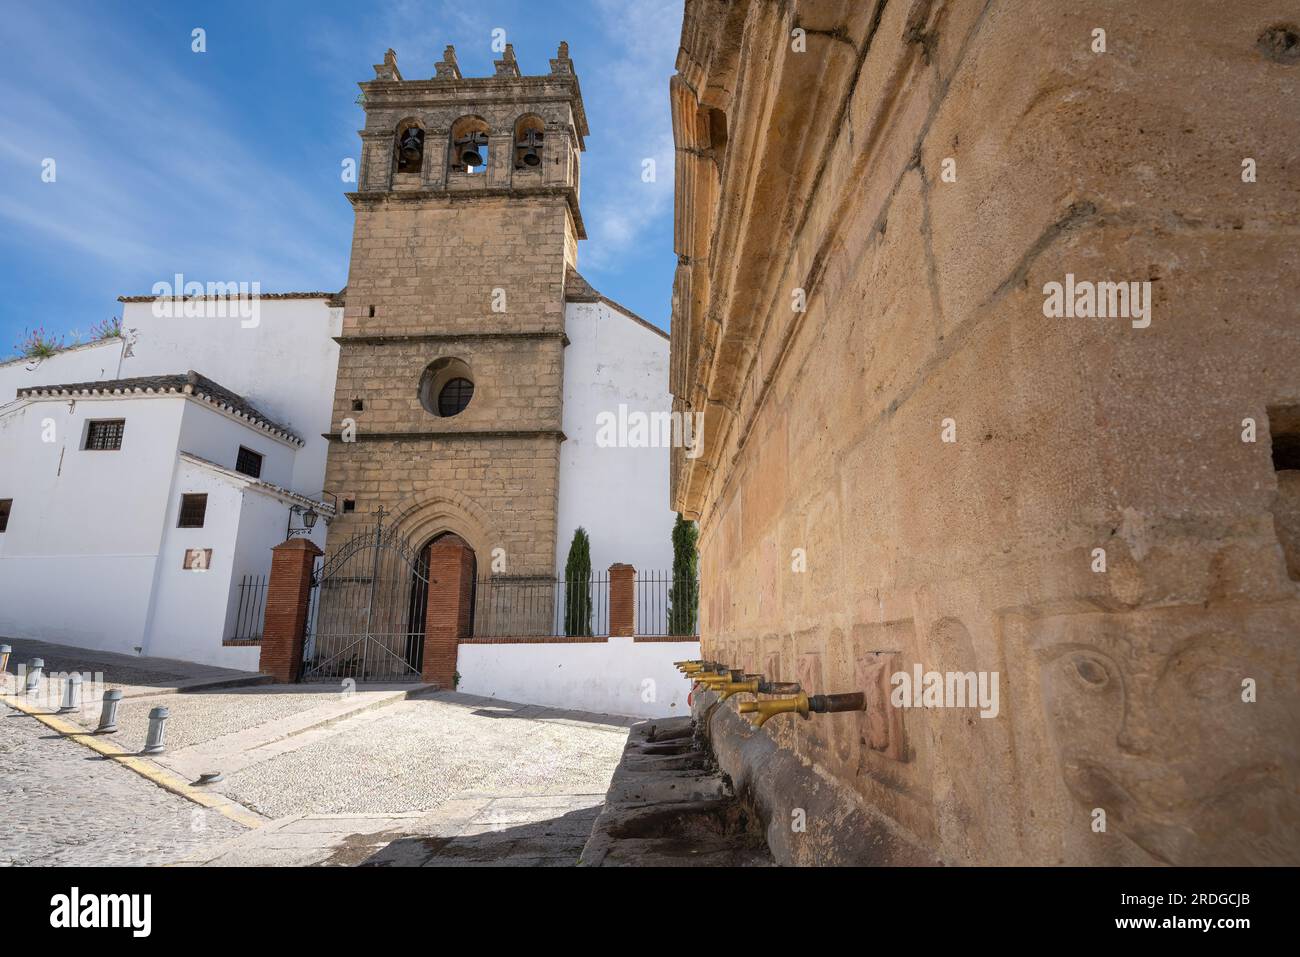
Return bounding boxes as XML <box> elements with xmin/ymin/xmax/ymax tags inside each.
<box><xmin>395</xmin><ymin>123</ymin><xmax>425</xmax><ymax>174</ymax></box>
<box><xmin>516</xmin><ymin>129</ymin><xmax>543</xmax><ymax>167</ymax></box>
<box><xmin>454</xmin><ymin>131</ymin><xmax>488</xmax><ymax>169</ymax></box>
<box><xmin>513</xmin><ymin>115</ymin><xmax>546</xmax><ymax>170</ymax></box>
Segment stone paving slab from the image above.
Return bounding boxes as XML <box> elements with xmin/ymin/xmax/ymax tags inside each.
<box><xmin>6</xmin><ymin>671</ymin><xmax>632</xmax><ymax>866</ymax></box>
<box><xmin>182</xmin><ymin>794</ymin><xmax>605</xmax><ymax>866</ymax></box>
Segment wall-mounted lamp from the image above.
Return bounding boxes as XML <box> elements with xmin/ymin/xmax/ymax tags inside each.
<box><xmin>286</xmin><ymin>504</ymin><xmax>319</xmax><ymax>538</ymax></box>
<box><xmin>286</xmin><ymin>491</ymin><xmax>337</xmax><ymax>539</ymax></box>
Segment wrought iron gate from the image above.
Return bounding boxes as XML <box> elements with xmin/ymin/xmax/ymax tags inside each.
<box><xmin>301</xmin><ymin>509</ymin><xmax>431</xmax><ymax>682</ymax></box>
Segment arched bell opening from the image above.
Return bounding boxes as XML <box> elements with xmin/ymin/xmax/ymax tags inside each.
<box><xmin>513</xmin><ymin>114</ymin><xmax>545</xmax><ymax>170</ymax></box>
<box><xmin>449</xmin><ymin>115</ymin><xmax>490</xmax><ymax>174</ymax></box>
<box><xmin>394</xmin><ymin>118</ymin><xmax>425</xmax><ymax>176</ymax></box>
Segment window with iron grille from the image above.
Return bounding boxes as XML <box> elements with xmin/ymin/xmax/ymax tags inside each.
<box><xmin>438</xmin><ymin>377</ymin><xmax>474</xmax><ymax>417</ymax></box>
<box><xmin>0</xmin><ymin>499</ymin><xmax>11</xmax><ymax>533</ymax></box>
<box><xmin>178</xmin><ymin>493</ymin><xmax>208</xmax><ymax>528</ymax></box>
<box><xmin>84</xmin><ymin>419</ymin><xmax>125</xmax><ymax>451</ymax></box>
<box><xmin>235</xmin><ymin>446</ymin><xmax>263</xmax><ymax>478</ymax></box>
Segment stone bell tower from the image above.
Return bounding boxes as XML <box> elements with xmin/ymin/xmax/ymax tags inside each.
<box><xmin>324</xmin><ymin>42</ymin><xmax>589</xmax><ymax>579</ymax></box>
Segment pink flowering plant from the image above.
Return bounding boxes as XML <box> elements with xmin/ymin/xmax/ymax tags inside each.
<box><xmin>90</xmin><ymin>316</ymin><xmax>123</xmax><ymax>340</ymax></box>
<box><xmin>14</xmin><ymin>325</ymin><xmax>65</xmax><ymax>359</ymax></box>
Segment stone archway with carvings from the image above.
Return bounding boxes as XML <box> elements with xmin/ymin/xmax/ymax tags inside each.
<box><xmin>387</xmin><ymin>488</ymin><xmax>494</xmax><ymax>566</ymax></box>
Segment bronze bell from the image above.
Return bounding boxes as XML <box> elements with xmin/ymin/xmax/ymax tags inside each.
<box><xmin>517</xmin><ymin>129</ymin><xmax>543</xmax><ymax>167</ymax></box>
<box><xmin>455</xmin><ymin>131</ymin><xmax>488</xmax><ymax>168</ymax></box>
<box><xmin>399</xmin><ymin>128</ymin><xmax>424</xmax><ymax>164</ymax></box>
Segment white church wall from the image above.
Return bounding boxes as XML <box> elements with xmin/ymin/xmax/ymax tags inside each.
<box><xmin>0</xmin><ymin>396</ymin><xmax>185</xmax><ymax>655</ymax></box>
<box><xmin>556</xmin><ymin>300</ymin><xmax>677</xmax><ymax>579</ymax></box>
<box><xmin>456</xmin><ymin>636</ymin><xmax>701</xmax><ymax>719</ymax></box>
<box><xmin>146</xmin><ymin>460</ymin><xmax>249</xmax><ymax>668</ymax></box>
<box><xmin>177</xmin><ymin>400</ymin><xmax>297</xmax><ymax>489</ymax></box>
<box><xmin>0</xmin><ymin>339</ymin><xmax>125</xmax><ymax>404</ymax></box>
<box><xmin>119</xmin><ymin>298</ymin><xmax>342</xmax><ymax>495</ymax></box>
<box><xmin>0</xmin><ymin>388</ymin><xmax>322</xmax><ymax>668</ymax></box>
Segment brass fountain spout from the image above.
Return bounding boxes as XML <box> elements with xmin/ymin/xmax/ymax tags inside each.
<box><xmin>738</xmin><ymin>692</ymin><xmax>809</xmax><ymax>726</ymax></box>
<box><xmin>717</xmin><ymin>674</ymin><xmax>764</xmax><ymax>702</ymax></box>
<box><xmin>739</xmin><ymin>691</ymin><xmax>866</xmax><ymax>727</ymax></box>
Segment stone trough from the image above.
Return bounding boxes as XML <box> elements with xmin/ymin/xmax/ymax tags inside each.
<box><xmin>580</xmin><ymin>715</ymin><xmax>773</xmax><ymax>866</ymax></box>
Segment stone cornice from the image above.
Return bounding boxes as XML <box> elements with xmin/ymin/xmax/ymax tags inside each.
<box><xmin>324</xmin><ymin>429</ymin><xmax>566</xmax><ymax>443</ymax></box>
<box><xmin>359</xmin><ymin>74</ymin><xmax>589</xmax><ymax>140</ymax></box>
<box><xmin>668</xmin><ymin>0</ymin><xmax>871</xmax><ymax>519</ymax></box>
<box><xmin>333</xmin><ymin>331</ymin><xmax>569</xmax><ymax>347</ymax></box>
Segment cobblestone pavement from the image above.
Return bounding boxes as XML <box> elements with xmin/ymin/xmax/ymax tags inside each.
<box><xmin>65</xmin><ymin>684</ymin><xmax>360</xmax><ymax>754</ymax></box>
<box><xmin>216</xmin><ymin>693</ymin><xmax>636</xmax><ymax>818</ymax></box>
<box><xmin>0</xmin><ymin>708</ymin><xmax>244</xmax><ymax>866</ymax></box>
<box><xmin>2</xmin><ymin>642</ymin><xmax>637</xmax><ymax>866</ymax></box>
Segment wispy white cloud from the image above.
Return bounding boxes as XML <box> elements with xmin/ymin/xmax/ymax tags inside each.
<box><xmin>0</xmin><ymin>0</ymin><xmax>683</xmax><ymax>337</ymax></box>
<box><xmin>578</xmin><ymin>0</ymin><xmax>681</xmax><ymax>274</ymax></box>
<box><xmin>0</xmin><ymin>4</ymin><xmax>348</xmax><ymax>294</ymax></box>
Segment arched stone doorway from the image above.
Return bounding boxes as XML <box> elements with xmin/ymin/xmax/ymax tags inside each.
<box><xmin>410</xmin><ymin>531</ymin><xmax>477</xmax><ymax>686</ymax></box>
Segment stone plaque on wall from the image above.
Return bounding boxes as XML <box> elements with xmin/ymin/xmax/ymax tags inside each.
<box><xmin>182</xmin><ymin>548</ymin><xmax>212</xmax><ymax>571</ymax></box>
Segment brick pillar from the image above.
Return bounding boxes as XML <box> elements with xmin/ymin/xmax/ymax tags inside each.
<box><xmin>423</xmin><ymin>539</ymin><xmax>475</xmax><ymax>686</ymax></box>
<box><xmin>259</xmin><ymin>538</ymin><xmax>323</xmax><ymax>682</ymax></box>
<box><xmin>609</xmin><ymin>563</ymin><xmax>635</xmax><ymax>637</ymax></box>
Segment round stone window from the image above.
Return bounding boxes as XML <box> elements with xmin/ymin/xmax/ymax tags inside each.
<box><xmin>438</xmin><ymin>378</ymin><xmax>474</xmax><ymax>416</ymax></box>
<box><xmin>419</xmin><ymin>358</ymin><xmax>474</xmax><ymax>418</ymax></box>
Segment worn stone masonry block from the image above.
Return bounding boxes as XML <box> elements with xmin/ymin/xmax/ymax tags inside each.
<box><xmin>672</xmin><ymin>0</ymin><xmax>1300</xmax><ymax>865</ymax></box>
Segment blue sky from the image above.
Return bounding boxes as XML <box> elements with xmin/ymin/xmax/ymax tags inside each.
<box><xmin>0</xmin><ymin>0</ymin><xmax>683</xmax><ymax>357</ymax></box>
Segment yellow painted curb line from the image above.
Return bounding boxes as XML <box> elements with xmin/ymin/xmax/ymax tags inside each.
<box><xmin>2</xmin><ymin>693</ymin><xmax>266</xmax><ymax>830</ymax></box>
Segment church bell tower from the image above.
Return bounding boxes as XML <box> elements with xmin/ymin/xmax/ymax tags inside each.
<box><xmin>324</xmin><ymin>41</ymin><xmax>589</xmax><ymax>596</ymax></box>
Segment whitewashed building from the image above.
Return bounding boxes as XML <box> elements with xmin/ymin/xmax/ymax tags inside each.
<box><xmin>0</xmin><ymin>285</ymin><xmax>688</xmax><ymax>697</ymax></box>
<box><xmin>0</xmin><ymin>295</ymin><xmax>341</xmax><ymax>670</ymax></box>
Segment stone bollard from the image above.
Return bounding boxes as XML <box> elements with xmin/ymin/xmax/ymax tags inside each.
<box><xmin>58</xmin><ymin>673</ymin><xmax>83</xmax><ymax>713</ymax></box>
<box><xmin>0</xmin><ymin>644</ymin><xmax>10</xmax><ymax>674</ymax></box>
<box><xmin>143</xmin><ymin>706</ymin><xmax>170</xmax><ymax>754</ymax></box>
<box><xmin>96</xmin><ymin>689</ymin><xmax>124</xmax><ymax>734</ymax></box>
<box><xmin>25</xmin><ymin>658</ymin><xmax>44</xmax><ymax>694</ymax></box>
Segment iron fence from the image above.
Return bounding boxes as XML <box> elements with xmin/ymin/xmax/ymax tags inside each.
<box><xmin>472</xmin><ymin>573</ymin><xmax>610</xmax><ymax>638</ymax></box>
<box><xmin>229</xmin><ymin>574</ymin><xmax>269</xmax><ymax>641</ymax></box>
<box><xmin>468</xmin><ymin>572</ymin><xmax>700</xmax><ymax>638</ymax></box>
<box><xmin>636</xmin><ymin>571</ymin><xmax>699</xmax><ymax>637</ymax></box>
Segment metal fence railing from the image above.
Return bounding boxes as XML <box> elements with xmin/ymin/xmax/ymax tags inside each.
<box><xmin>636</xmin><ymin>571</ymin><xmax>699</xmax><ymax>637</ymax></box>
<box><xmin>472</xmin><ymin>574</ymin><xmax>610</xmax><ymax>638</ymax></box>
<box><xmin>229</xmin><ymin>573</ymin><xmax>269</xmax><ymax>641</ymax></box>
<box><xmin>265</xmin><ymin>564</ymin><xmax>700</xmax><ymax>648</ymax></box>
<box><xmin>469</xmin><ymin>572</ymin><xmax>699</xmax><ymax>639</ymax></box>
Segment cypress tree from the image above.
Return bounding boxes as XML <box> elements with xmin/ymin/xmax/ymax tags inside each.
<box><xmin>564</xmin><ymin>527</ymin><xmax>592</xmax><ymax>637</ymax></box>
<box><xmin>667</xmin><ymin>514</ymin><xmax>699</xmax><ymax>636</ymax></box>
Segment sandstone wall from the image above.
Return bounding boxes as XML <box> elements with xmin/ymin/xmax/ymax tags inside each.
<box><xmin>670</xmin><ymin>0</ymin><xmax>1300</xmax><ymax>865</ymax></box>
